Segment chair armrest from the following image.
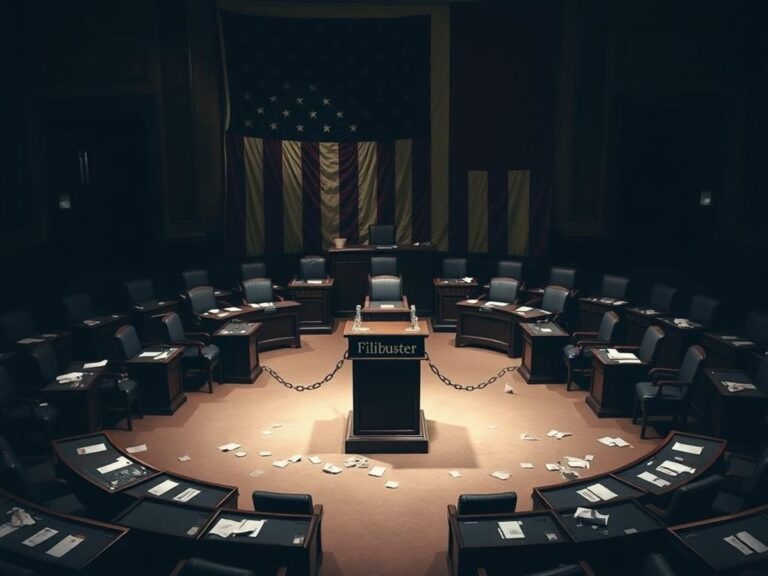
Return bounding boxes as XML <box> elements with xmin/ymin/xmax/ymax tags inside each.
<box><xmin>174</xmin><ymin>339</ymin><xmax>205</xmax><ymax>349</ymax></box>
<box><xmin>572</xmin><ymin>331</ymin><xmax>598</xmax><ymax>340</ymax></box>
<box><xmin>576</xmin><ymin>339</ymin><xmax>609</xmax><ymax>347</ymax></box>
<box><xmin>402</xmin><ymin>295</ymin><xmax>409</xmax><ymax>309</ymax></box>
<box><xmin>614</xmin><ymin>345</ymin><xmax>640</xmax><ymax>352</ymax></box>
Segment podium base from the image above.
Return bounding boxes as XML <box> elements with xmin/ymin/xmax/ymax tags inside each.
<box><xmin>344</xmin><ymin>410</ymin><xmax>429</xmax><ymax>454</ymax></box>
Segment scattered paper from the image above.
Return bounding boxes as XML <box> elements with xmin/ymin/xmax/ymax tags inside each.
<box><xmin>565</xmin><ymin>456</ymin><xmax>589</xmax><ymax>469</ymax></box>
<box><xmin>574</xmin><ymin>507</ymin><xmax>609</xmax><ymax>526</ymax></box>
<box><xmin>18</xmin><ymin>338</ymin><xmax>45</xmax><ymax>344</ymax></box>
<box><xmin>259</xmin><ymin>451</ymin><xmax>272</xmax><ymax>457</ymax></box>
<box><xmin>148</xmin><ymin>479</ymin><xmax>179</xmax><ymax>496</ymax></box>
<box><xmin>272</xmin><ymin>460</ymin><xmax>289</xmax><ymax>468</ymax></box>
<box><xmin>0</xmin><ymin>525</ymin><xmax>19</xmax><ymax>538</ymax></box>
<box><xmin>504</xmin><ymin>383</ymin><xmax>515</xmax><ymax>394</ymax></box>
<box><xmin>288</xmin><ymin>454</ymin><xmax>302</xmax><ymax>463</ymax></box>
<box><xmin>173</xmin><ymin>488</ymin><xmax>200</xmax><ymax>503</ymax></box>
<box><xmin>598</xmin><ymin>437</ymin><xmax>630</xmax><ymax>447</ymax></box>
<box><xmin>606</xmin><ymin>349</ymin><xmax>639</xmax><ymax>361</ymax></box>
<box><xmin>585</xmin><ymin>455</ymin><xmax>594</xmax><ymax>462</ymax></box>
<box><xmin>498</xmin><ymin>520</ymin><xmax>525</xmax><ymax>539</ymax></box>
<box><xmin>272</xmin><ymin>423</ymin><xmax>284</xmax><ymax>428</ymax></box>
<box><xmin>323</xmin><ymin>463</ymin><xmax>343</xmax><ymax>474</ymax></box>
<box><xmin>485</xmin><ymin>301</ymin><xmax>508</xmax><ymax>307</ymax></box>
<box><xmin>555</xmin><ymin>431</ymin><xmax>571</xmax><ymax>440</ymax></box>
<box><xmin>637</xmin><ymin>471</ymin><xmax>670</xmax><ymax>488</ymax></box>
<box><xmin>723</xmin><ymin>381</ymin><xmax>757</xmax><ymax>393</ymax></box>
<box><xmin>545</xmin><ymin>463</ymin><xmax>560</xmax><ymax>472</ymax></box>
<box><xmin>235</xmin><ymin>451</ymin><xmax>247</xmax><ymax>458</ymax></box>
<box><xmin>225</xmin><ymin>307</ymin><xmax>241</xmax><ymax>312</ymax></box>
<box><xmin>491</xmin><ymin>471</ymin><xmax>510</xmax><ymax>481</ymax></box>
<box><xmin>725</xmin><ymin>534</ymin><xmax>755</xmax><ymax>556</ymax></box>
<box><xmin>308</xmin><ymin>456</ymin><xmax>322</xmax><ymax>464</ymax></box>
<box><xmin>520</xmin><ymin>463</ymin><xmax>534</xmax><ymax>469</ymax></box>
<box><xmin>369</xmin><ymin>466</ymin><xmax>386</xmax><ymax>477</ymax></box>
<box><xmin>261</xmin><ymin>430</ymin><xmax>272</xmax><ymax>436</ymax></box>
<box><xmin>23</xmin><ymin>527</ymin><xmax>58</xmax><ymax>547</ymax></box>
<box><xmin>218</xmin><ymin>443</ymin><xmax>241</xmax><ymax>452</ymax></box>
<box><xmin>77</xmin><ymin>443</ymin><xmax>107</xmax><ymax>455</ymax></box>
<box><xmin>209</xmin><ymin>518</ymin><xmax>241</xmax><ymax>538</ymax></box>
<box><xmin>83</xmin><ymin>359</ymin><xmax>108</xmax><ymax>369</ymax></box>
<box><xmin>520</xmin><ymin>433</ymin><xmax>538</xmax><ymax>441</ymax></box>
<box><xmin>126</xmin><ymin>444</ymin><xmax>147</xmax><ymax>454</ymax></box>
<box><xmin>466</xmin><ymin>299</ymin><xmax>479</xmax><ymax>304</ymax></box>
<box><xmin>178</xmin><ymin>455</ymin><xmax>191</xmax><ymax>462</ymax></box>
<box><xmin>547</xmin><ymin>430</ymin><xmax>559</xmax><ymax>437</ymax></box>
<box><xmin>385</xmin><ymin>481</ymin><xmax>399</xmax><ymax>489</ymax></box>
<box><xmin>516</xmin><ymin>306</ymin><xmax>533</xmax><ymax>312</ymax></box>
<box><xmin>249</xmin><ymin>470</ymin><xmax>264</xmax><ymax>478</ymax></box>
<box><xmin>55</xmin><ymin>372</ymin><xmax>83</xmax><ymax>384</ymax></box>
<box><xmin>449</xmin><ymin>470</ymin><xmax>462</xmax><ymax>478</ymax></box>
<box><xmin>46</xmin><ymin>535</ymin><xmax>84</xmax><ymax>558</ymax></box>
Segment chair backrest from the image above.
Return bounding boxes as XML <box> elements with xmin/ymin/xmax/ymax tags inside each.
<box><xmin>456</xmin><ymin>492</ymin><xmax>517</xmax><ymax>515</ymax></box>
<box><xmin>640</xmin><ymin>553</ymin><xmax>678</xmax><ymax>576</ymax></box>
<box><xmin>114</xmin><ymin>325</ymin><xmax>142</xmax><ymax>360</ymax></box>
<box><xmin>541</xmin><ymin>285</ymin><xmax>570</xmax><ymax>315</ymax></box>
<box><xmin>442</xmin><ymin>258</ymin><xmax>467</xmax><ymax>279</ymax></box>
<box><xmin>549</xmin><ymin>267</ymin><xmax>576</xmax><ymax>290</ymax></box>
<box><xmin>30</xmin><ymin>343</ymin><xmax>58</xmax><ymax>384</ymax></box>
<box><xmin>0</xmin><ymin>309</ymin><xmax>36</xmax><ymax>344</ymax></box>
<box><xmin>488</xmin><ymin>278</ymin><xmax>519</xmax><ymax>304</ymax></box>
<box><xmin>0</xmin><ymin>436</ymin><xmax>40</xmax><ymax>503</ymax></box>
<box><xmin>252</xmin><ymin>490</ymin><xmax>314</xmax><ymax>515</ymax></box>
<box><xmin>497</xmin><ymin>260</ymin><xmax>523</xmax><ymax>280</ymax></box>
<box><xmin>661</xmin><ymin>474</ymin><xmax>723</xmax><ymax>524</ymax></box>
<box><xmin>187</xmin><ymin>286</ymin><xmax>217</xmax><ymax>314</ymax></box>
<box><xmin>62</xmin><ymin>293</ymin><xmax>96</xmax><ymax>322</ymax></box>
<box><xmin>182</xmin><ymin>269</ymin><xmax>210</xmax><ymax>291</ymax></box>
<box><xmin>678</xmin><ymin>345</ymin><xmax>706</xmax><ymax>383</ymax></box>
<box><xmin>370</xmin><ymin>275</ymin><xmax>402</xmax><ymax>302</ymax></box>
<box><xmin>596</xmin><ymin>311</ymin><xmax>621</xmax><ymax>342</ymax></box>
<box><xmin>370</xmin><ymin>256</ymin><xmax>397</xmax><ymax>276</ymax></box>
<box><xmin>601</xmin><ymin>274</ymin><xmax>629</xmax><ymax>300</ymax></box>
<box><xmin>299</xmin><ymin>256</ymin><xmax>326</xmax><ymax>280</ymax></box>
<box><xmin>161</xmin><ymin>312</ymin><xmax>186</xmax><ymax>343</ymax></box>
<box><xmin>688</xmin><ymin>294</ymin><xmax>719</xmax><ymax>327</ymax></box>
<box><xmin>649</xmin><ymin>284</ymin><xmax>677</xmax><ymax>314</ymax></box>
<box><xmin>744</xmin><ymin>444</ymin><xmax>768</xmax><ymax>508</ymax></box>
<box><xmin>124</xmin><ymin>278</ymin><xmax>155</xmax><ymax>305</ymax></box>
<box><xmin>744</xmin><ymin>310</ymin><xmax>768</xmax><ymax>348</ymax></box>
<box><xmin>369</xmin><ymin>224</ymin><xmax>395</xmax><ymax>245</ymax></box>
<box><xmin>240</xmin><ymin>261</ymin><xmax>267</xmax><ymax>282</ymax></box>
<box><xmin>242</xmin><ymin>278</ymin><xmax>274</xmax><ymax>304</ymax></box>
<box><xmin>638</xmin><ymin>326</ymin><xmax>665</xmax><ymax>364</ymax></box>
<box><xmin>178</xmin><ymin>558</ymin><xmax>255</xmax><ymax>576</ymax></box>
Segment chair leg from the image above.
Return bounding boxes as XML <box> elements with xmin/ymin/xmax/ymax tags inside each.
<box><xmin>125</xmin><ymin>395</ymin><xmax>133</xmax><ymax>431</ymax></box>
<box><xmin>640</xmin><ymin>406</ymin><xmax>648</xmax><ymax>439</ymax></box>
<box><xmin>632</xmin><ymin>397</ymin><xmax>639</xmax><ymax>424</ymax></box>
<box><xmin>566</xmin><ymin>363</ymin><xmax>573</xmax><ymax>391</ymax></box>
<box><xmin>208</xmin><ymin>369</ymin><xmax>214</xmax><ymax>394</ymax></box>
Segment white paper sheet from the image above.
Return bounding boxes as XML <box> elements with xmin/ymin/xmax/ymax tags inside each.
<box><xmin>173</xmin><ymin>488</ymin><xmax>200</xmax><ymax>503</ymax></box>
<box><xmin>97</xmin><ymin>457</ymin><xmax>132</xmax><ymax>475</ymax></box>
<box><xmin>368</xmin><ymin>466</ymin><xmax>386</xmax><ymax>477</ymax></box>
<box><xmin>83</xmin><ymin>359</ymin><xmax>108</xmax><ymax>369</ymax></box>
<box><xmin>126</xmin><ymin>444</ymin><xmax>147</xmax><ymax>454</ymax></box>
<box><xmin>148</xmin><ymin>479</ymin><xmax>179</xmax><ymax>496</ymax></box>
<box><xmin>22</xmin><ymin>527</ymin><xmax>58</xmax><ymax>547</ymax></box>
<box><xmin>45</xmin><ymin>535</ymin><xmax>84</xmax><ymax>558</ymax></box>
<box><xmin>498</xmin><ymin>520</ymin><xmax>525</xmax><ymax>539</ymax></box>
<box><xmin>587</xmin><ymin>483</ymin><xmax>618</xmax><ymax>501</ymax></box>
<box><xmin>76</xmin><ymin>443</ymin><xmax>107</xmax><ymax>455</ymax></box>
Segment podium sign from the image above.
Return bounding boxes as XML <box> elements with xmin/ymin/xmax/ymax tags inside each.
<box><xmin>344</xmin><ymin>320</ymin><xmax>429</xmax><ymax>453</ymax></box>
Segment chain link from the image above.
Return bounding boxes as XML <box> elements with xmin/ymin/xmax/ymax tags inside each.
<box><xmin>262</xmin><ymin>351</ymin><xmax>348</xmax><ymax>392</ymax></box>
<box><xmin>425</xmin><ymin>352</ymin><xmax>517</xmax><ymax>391</ymax></box>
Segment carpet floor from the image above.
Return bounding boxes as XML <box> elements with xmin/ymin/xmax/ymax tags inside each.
<box><xmin>108</xmin><ymin>321</ymin><xmax>660</xmax><ymax>576</ymax></box>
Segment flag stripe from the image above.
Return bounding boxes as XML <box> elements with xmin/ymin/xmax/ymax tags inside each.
<box><xmin>301</xmin><ymin>142</ymin><xmax>322</xmax><ymax>253</ymax></box>
<box><xmin>468</xmin><ymin>171</ymin><xmax>488</xmax><ymax>253</ymax></box>
<box><xmin>376</xmin><ymin>141</ymin><xmax>395</xmax><ymax>229</ymax></box>
<box><xmin>225</xmin><ymin>132</ymin><xmax>247</xmax><ymax>258</ymax></box>
<box><xmin>244</xmin><ymin>136</ymin><xmax>265</xmax><ymax>257</ymax></box>
<box><xmin>263</xmin><ymin>139</ymin><xmax>284</xmax><ymax>254</ymax></box>
<box><xmin>319</xmin><ymin>142</ymin><xmax>340</xmax><ymax>249</ymax></box>
<box><xmin>431</xmin><ymin>8</ymin><xmax>450</xmax><ymax>251</ymax></box>
<box><xmin>357</xmin><ymin>142</ymin><xmax>378</xmax><ymax>243</ymax></box>
<box><xmin>394</xmin><ymin>139</ymin><xmax>413</xmax><ymax>245</ymax></box>
<box><xmin>339</xmin><ymin>141</ymin><xmax>360</xmax><ymax>244</ymax></box>
<box><xmin>282</xmin><ymin>140</ymin><xmax>303</xmax><ymax>253</ymax></box>
<box><xmin>488</xmin><ymin>170</ymin><xmax>508</xmax><ymax>255</ymax></box>
<box><xmin>508</xmin><ymin>169</ymin><xmax>530</xmax><ymax>256</ymax></box>
<box><xmin>412</xmin><ymin>136</ymin><xmax>431</xmax><ymax>243</ymax></box>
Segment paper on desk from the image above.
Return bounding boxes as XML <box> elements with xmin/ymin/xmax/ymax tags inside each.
<box><xmin>208</xmin><ymin>309</ymin><xmax>220</xmax><ymax>314</ymax></box>
<box><xmin>587</xmin><ymin>483</ymin><xmax>618</xmax><ymax>501</ymax></box>
<box><xmin>225</xmin><ymin>307</ymin><xmax>241</xmax><ymax>312</ymax></box>
<box><xmin>323</xmin><ymin>463</ymin><xmax>343</xmax><ymax>474</ymax></box>
<box><xmin>725</xmin><ymin>534</ymin><xmax>755</xmax><ymax>555</ymax></box>
<box><xmin>598</xmin><ymin>436</ymin><xmax>629</xmax><ymax>447</ymax></box>
<box><xmin>209</xmin><ymin>518</ymin><xmax>241</xmax><ymax>538</ymax></box>
<box><xmin>0</xmin><ymin>524</ymin><xmax>18</xmax><ymax>538</ymax></box>
<box><xmin>606</xmin><ymin>349</ymin><xmax>638</xmax><ymax>361</ymax></box>
<box><xmin>379</xmin><ymin>304</ymin><xmax>395</xmax><ymax>309</ymax></box>
<box><xmin>733</xmin><ymin>340</ymin><xmax>755</xmax><ymax>347</ymax></box>
<box><xmin>385</xmin><ymin>481</ymin><xmax>399</xmax><ymax>489</ymax></box>
<box><xmin>307</xmin><ymin>279</ymin><xmax>323</xmax><ymax>285</ymax></box>
<box><xmin>83</xmin><ymin>359</ymin><xmax>108</xmax><ymax>369</ymax></box>
<box><xmin>22</xmin><ymin>527</ymin><xmax>58</xmax><ymax>547</ymax></box>
<box><xmin>547</xmin><ymin>430</ymin><xmax>559</xmax><ymax>437</ymax></box>
<box><xmin>218</xmin><ymin>443</ymin><xmax>241</xmax><ymax>452</ymax></box>
<box><xmin>498</xmin><ymin>520</ymin><xmax>525</xmax><ymax>539</ymax></box>
<box><xmin>658</xmin><ymin>460</ymin><xmax>695</xmax><ymax>474</ymax></box>
<box><xmin>77</xmin><ymin>443</ymin><xmax>107</xmax><ymax>455</ymax></box>
<box><xmin>18</xmin><ymin>338</ymin><xmax>45</xmax><ymax>344</ymax></box>
<box><xmin>56</xmin><ymin>372</ymin><xmax>83</xmax><ymax>382</ymax></box>
<box><xmin>585</xmin><ymin>455</ymin><xmax>594</xmax><ymax>462</ymax></box>
<box><xmin>574</xmin><ymin>507</ymin><xmax>609</xmax><ymax>526</ymax></box>
<box><xmin>736</xmin><ymin>531</ymin><xmax>768</xmax><ymax>553</ymax></box>
<box><xmin>139</xmin><ymin>351</ymin><xmax>161</xmax><ymax>358</ymax></box>
<box><xmin>173</xmin><ymin>488</ymin><xmax>200</xmax><ymax>503</ymax></box>
<box><xmin>545</xmin><ymin>463</ymin><xmax>560</xmax><ymax>472</ymax></box>
<box><xmin>540</xmin><ymin>328</ymin><xmax>553</xmax><ymax>333</ymax></box>
<box><xmin>369</xmin><ymin>466</ymin><xmax>386</xmax><ymax>477</ymax></box>
<box><xmin>126</xmin><ymin>444</ymin><xmax>147</xmax><ymax>454</ymax></box>
<box><xmin>490</xmin><ymin>471</ymin><xmax>510</xmax><ymax>481</ymax></box>
<box><xmin>249</xmin><ymin>470</ymin><xmax>264</xmax><ymax>478</ymax></box>
<box><xmin>504</xmin><ymin>383</ymin><xmax>515</xmax><ymax>394</ymax></box>
<box><xmin>485</xmin><ymin>301</ymin><xmax>508</xmax><ymax>307</ymax></box>
<box><xmin>555</xmin><ymin>431</ymin><xmax>571</xmax><ymax>439</ymax></box>
<box><xmin>148</xmin><ymin>479</ymin><xmax>178</xmax><ymax>496</ymax></box>
<box><xmin>516</xmin><ymin>306</ymin><xmax>532</xmax><ymax>312</ymax></box>
<box><xmin>723</xmin><ymin>380</ymin><xmax>757</xmax><ymax>392</ymax></box>
<box><xmin>565</xmin><ymin>456</ymin><xmax>589</xmax><ymax>469</ymax></box>
<box><xmin>272</xmin><ymin>423</ymin><xmax>284</xmax><ymax>428</ymax></box>
<box><xmin>466</xmin><ymin>299</ymin><xmax>479</xmax><ymax>304</ymax></box>
<box><xmin>97</xmin><ymin>456</ymin><xmax>133</xmax><ymax>475</ymax></box>
<box><xmin>308</xmin><ymin>456</ymin><xmax>322</xmax><ymax>464</ymax></box>
<box><xmin>576</xmin><ymin>488</ymin><xmax>601</xmax><ymax>503</ymax></box>
<box><xmin>234</xmin><ymin>451</ymin><xmax>247</xmax><ymax>458</ymax></box>
<box><xmin>261</xmin><ymin>430</ymin><xmax>272</xmax><ymax>436</ymax></box>
<box><xmin>637</xmin><ymin>471</ymin><xmax>670</xmax><ymax>488</ymax></box>
<box><xmin>155</xmin><ymin>351</ymin><xmax>170</xmax><ymax>360</ymax></box>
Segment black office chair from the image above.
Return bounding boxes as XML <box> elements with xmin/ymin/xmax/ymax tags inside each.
<box><xmin>0</xmin><ymin>309</ymin><xmax>38</xmax><ymax>347</ymax></box>
<box><xmin>174</xmin><ymin>558</ymin><xmax>255</xmax><ymax>576</ymax></box>
<box><xmin>240</xmin><ymin>261</ymin><xmax>267</xmax><ymax>282</ymax></box>
<box><xmin>688</xmin><ymin>294</ymin><xmax>719</xmax><ymax>328</ymax></box>
<box><xmin>497</xmin><ymin>260</ymin><xmax>523</xmax><ymax>281</ymax></box>
<box><xmin>647</xmin><ymin>284</ymin><xmax>678</xmax><ymax>314</ymax></box>
<box><xmin>600</xmin><ymin>274</ymin><xmax>630</xmax><ymax>300</ymax></box>
<box><xmin>0</xmin><ymin>560</ymin><xmax>38</xmax><ymax>576</ymax></box>
<box><xmin>61</xmin><ymin>292</ymin><xmax>97</xmax><ymax>323</ymax></box>
<box><xmin>563</xmin><ymin>311</ymin><xmax>621</xmax><ymax>390</ymax></box>
<box><xmin>370</xmin><ymin>256</ymin><xmax>397</xmax><ymax>277</ymax></box>
<box><xmin>633</xmin><ymin>345</ymin><xmax>706</xmax><ymax>439</ymax></box>
<box><xmin>486</xmin><ymin>278</ymin><xmax>520</xmax><ymax>305</ymax></box>
<box><xmin>715</xmin><ymin>444</ymin><xmax>768</xmax><ymax>514</ymax></box>
<box><xmin>114</xmin><ymin>325</ymin><xmax>143</xmax><ymax>363</ymax></box>
<box><xmin>182</xmin><ymin>269</ymin><xmax>211</xmax><ymax>292</ymax></box>
<box><xmin>646</xmin><ymin>474</ymin><xmax>723</xmax><ymax>524</ymax></box>
<box><xmin>631</xmin><ymin>325</ymin><xmax>666</xmax><ymax>365</ymax></box>
<box><xmin>160</xmin><ymin>312</ymin><xmax>220</xmax><ymax>394</ymax></box>
<box><xmin>124</xmin><ymin>278</ymin><xmax>156</xmax><ymax>307</ymax></box>
<box><xmin>368</xmin><ymin>224</ymin><xmax>395</xmax><ymax>245</ymax></box>
<box><xmin>242</xmin><ymin>278</ymin><xmax>277</xmax><ymax>304</ymax></box>
<box><xmin>366</xmin><ymin>275</ymin><xmax>408</xmax><ymax>309</ymax></box>
<box><xmin>187</xmin><ymin>286</ymin><xmax>218</xmax><ymax>315</ymax></box>
<box><xmin>639</xmin><ymin>553</ymin><xmax>678</xmax><ymax>576</ymax></box>
<box><xmin>299</xmin><ymin>256</ymin><xmax>326</xmax><ymax>280</ymax></box>
<box><xmin>549</xmin><ymin>267</ymin><xmax>577</xmax><ymax>291</ymax></box>
<box><xmin>456</xmin><ymin>492</ymin><xmax>518</xmax><ymax>515</ymax></box>
<box><xmin>252</xmin><ymin>490</ymin><xmax>314</xmax><ymax>514</ymax></box>
<box><xmin>0</xmin><ymin>366</ymin><xmax>59</xmax><ymax>442</ymax></box>
<box><xmin>442</xmin><ymin>258</ymin><xmax>468</xmax><ymax>279</ymax></box>
<box><xmin>537</xmin><ymin>285</ymin><xmax>571</xmax><ymax>325</ymax></box>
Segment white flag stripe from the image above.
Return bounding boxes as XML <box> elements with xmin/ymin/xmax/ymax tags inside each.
<box><xmin>394</xmin><ymin>139</ymin><xmax>413</xmax><ymax>246</ymax></box>
<box><xmin>244</xmin><ymin>136</ymin><xmax>265</xmax><ymax>256</ymax></box>
<box><xmin>282</xmin><ymin>140</ymin><xmax>303</xmax><ymax>253</ymax></box>
<box><xmin>319</xmin><ymin>142</ymin><xmax>341</xmax><ymax>250</ymax></box>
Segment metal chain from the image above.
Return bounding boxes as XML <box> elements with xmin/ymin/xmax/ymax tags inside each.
<box><xmin>262</xmin><ymin>351</ymin><xmax>348</xmax><ymax>392</ymax></box>
<box><xmin>425</xmin><ymin>352</ymin><xmax>518</xmax><ymax>391</ymax></box>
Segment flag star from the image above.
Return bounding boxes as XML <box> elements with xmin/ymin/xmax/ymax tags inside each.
<box><xmin>256</xmin><ymin>107</ymin><xmax>264</xmax><ymax>115</ymax></box>
<box><xmin>269</xmin><ymin>95</ymin><xmax>277</xmax><ymax>103</ymax></box>
<box><xmin>322</xmin><ymin>98</ymin><xmax>331</xmax><ymax>106</ymax></box>
<box><xmin>296</xmin><ymin>124</ymin><xmax>304</xmax><ymax>132</ymax></box>
<box><xmin>243</xmin><ymin>92</ymin><xmax>251</xmax><ymax>100</ymax></box>
<box><xmin>244</xmin><ymin>120</ymin><xmax>253</xmax><ymax>127</ymax></box>
<box><xmin>309</xmin><ymin>84</ymin><xmax>317</xmax><ymax>92</ymax></box>
<box><xmin>323</xmin><ymin>125</ymin><xmax>331</xmax><ymax>133</ymax></box>
<box><xmin>336</xmin><ymin>111</ymin><xmax>344</xmax><ymax>119</ymax></box>
<box><xmin>309</xmin><ymin>111</ymin><xmax>318</xmax><ymax>119</ymax></box>
<box><xmin>282</xmin><ymin>109</ymin><xmax>291</xmax><ymax>118</ymax></box>
<box><xmin>270</xmin><ymin>122</ymin><xmax>278</xmax><ymax>130</ymax></box>
<box><xmin>349</xmin><ymin>124</ymin><xmax>357</xmax><ymax>132</ymax></box>
<box><xmin>282</xmin><ymin>82</ymin><xmax>291</xmax><ymax>89</ymax></box>
<box><xmin>296</xmin><ymin>97</ymin><xmax>304</xmax><ymax>105</ymax></box>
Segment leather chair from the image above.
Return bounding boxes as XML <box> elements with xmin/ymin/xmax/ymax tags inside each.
<box><xmin>369</xmin><ymin>224</ymin><xmax>395</xmax><ymax>245</ymax></box>
<box><xmin>600</xmin><ymin>274</ymin><xmax>630</xmax><ymax>300</ymax></box>
<box><xmin>647</xmin><ymin>283</ymin><xmax>678</xmax><ymax>314</ymax></box>
<box><xmin>370</xmin><ymin>256</ymin><xmax>397</xmax><ymax>277</ymax></box>
<box><xmin>366</xmin><ymin>275</ymin><xmax>408</xmax><ymax>309</ymax></box>
<box><xmin>175</xmin><ymin>558</ymin><xmax>255</xmax><ymax>576</ymax></box>
<box><xmin>0</xmin><ymin>309</ymin><xmax>38</xmax><ymax>347</ymax></box>
<box><xmin>633</xmin><ymin>345</ymin><xmax>706</xmax><ymax>439</ymax></box>
<box><xmin>456</xmin><ymin>492</ymin><xmax>518</xmax><ymax>515</ymax></box>
<box><xmin>240</xmin><ymin>261</ymin><xmax>267</xmax><ymax>282</ymax></box>
<box><xmin>187</xmin><ymin>286</ymin><xmax>218</xmax><ymax>315</ymax></box>
<box><xmin>640</xmin><ymin>553</ymin><xmax>677</xmax><ymax>576</ymax></box>
<box><xmin>635</xmin><ymin>326</ymin><xmax>666</xmax><ymax>364</ymax></box>
<box><xmin>114</xmin><ymin>325</ymin><xmax>143</xmax><ymax>362</ymax></box>
<box><xmin>61</xmin><ymin>292</ymin><xmax>97</xmax><ymax>323</ymax></box>
<box><xmin>715</xmin><ymin>444</ymin><xmax>768</xmax><ymax>514</ymax></box>
<box><xmin>549</xmin><ymin>267</ymin><xmax>576</xmax><ymax>290</ymax></box>
<box><xmin>688</xmin><ymin>294</ymin><xmax>719</xmax><ymax>327</ymax></box>
<box><xmin>486</xmin><ymin>278</ymin><xmax>520</xmax><ymax>304</ymax></box>
<box><xmin>299</xmin><ymin>256</ymin><xmax>326</xmax><ymax>280</ymax></box>
<box><xmin>124</xmin><ymin>278</ymin><xmax>156</xmax><ymax>306</ymax></box>
<box><xmin>242</xmin><ymin>278</ymin><xmax>277</xmax><ymax>304</ymax></box>
<box><xmin>442</xmin><ymin>258</ymin><xmax>468</xmax><ymax>279</ymax></box>
<box><xmin>563</xmin><ymin>311</ymin><xmax>621</xmax><ymax>390</ymax></box>
<box><xmin>252</xmin><ymin>490</ymin><xmax>314</xmax><ymax>514</ymax></box>
<box><xmin>497</xmin><ymin>260</ymin><xmax>523</xmax><ymax>281</ymax></box>
<box><xmin>646</xmin><ymin>474</ymin><xmax>723</xmax><ymax>524</ymax></box>
<box><xmin>28</xmin><ymin>342</ymin><xmax>59</xmax><ymax>394</ymax></box>
<box><xmin>160</xmin><ymin>312</ymin><xmax>220</xmax><ymax>393</ymax></box>
<box><xmin>0</xmin><ymin>366</ymin><xmax>59</xmax><ymax>441</ymax></box>
<box><xmin>540</xmin><ymin>285</ymin><xmax>570</xmax><ymax>324</ymax></box>
<box><xmin>182</xmin><ymin>269</ymin><xmax>211</xmax><ymax>291</ymax></box>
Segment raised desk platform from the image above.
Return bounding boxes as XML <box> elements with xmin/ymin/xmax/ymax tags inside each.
<box><xmin>577</xmin><ymin>297</ymin><xmax>628</xmax><ymax>333</ymax></box>
<box><xmin>288</xmin><ymin>278</ymin><xmax>335</xmax><ymax>333</ymax></box>
<box><xmin>623</xmin><ymin>307</ymin><xmax>662</xmax><ymax>346</ymax></box>
<box><xmin>213</xmin><ymin>321</ymin><xmax>262</xmax><ymax>383</ymax></box>
<box><xmin>41</xmin><ymin>363</ymin><xmax>107</xmax><ymax>435</ymax></box>
<box><xmin>126</xmin><ymin>345</ymin><xmax>185</xmax><ymax>415</ymax></box>
<box><xmin>71</xmin><ymin>314</ymin><xmax>129</xmax><ymax>361</ymax></box>
<box><xmin>701</xmin><ymin>368</ymin><xmax>768</xmax><ymax>441</ymax></box>
<box><xmin>654</xmin><ymin>317</ymin><xmax>704</xmax><ymax>368</ymax></box>
<box><xmin>196</xmin><ymin>301</ymin><xmax>301</xmax><ymax>351</ymax></box>
<box><xmin>433</xmin><ymin>278</ymin><xmax>478</xmax><ymax>332</ymax></box>
<box><xmin>519</xmin><ymin>321</ymin><xmax>569</xmax><ymax>383</ymax></box>
<box><xmin>586</xmin><ymin>348</ymin><xmax>649</xmax><ymax>417</ymax></box>
<box><xmin>701</xmin><ymin>331</ymin><xmax>759</xmax><ymax>369</ymax></box>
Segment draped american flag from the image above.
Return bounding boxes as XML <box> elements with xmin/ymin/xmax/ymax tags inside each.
<box><xmin>221</xmin><ymin>12</ymin><xmax>432</xmax><ymax>256</ymax></box>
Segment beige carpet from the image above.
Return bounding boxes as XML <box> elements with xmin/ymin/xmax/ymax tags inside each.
<box><xmin>109</xmin><ymin>322</ymin><xmax>660</xmax><ymax>576</ymax></box>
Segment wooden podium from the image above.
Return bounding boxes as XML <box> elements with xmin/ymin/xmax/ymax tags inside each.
<box><xmin>343</xmin><ymin>320</ymin><xmax>429</xmax><ymax>453</ymax></box>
